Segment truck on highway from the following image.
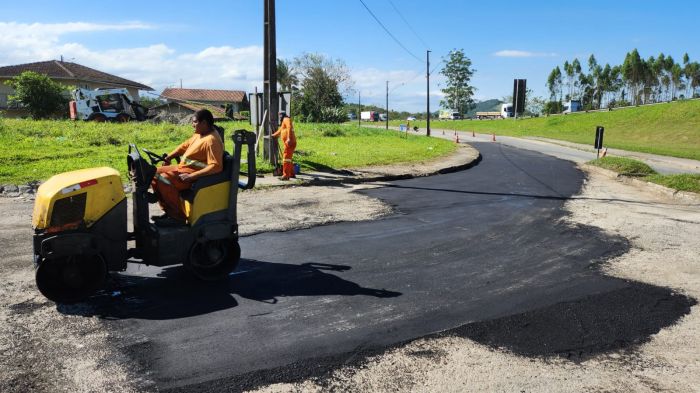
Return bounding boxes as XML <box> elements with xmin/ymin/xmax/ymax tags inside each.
<box><xmin>439</xmin><ymin>110</ymin><xmax>461</xmax><ymax>120</ymax></box>
<box><xmin>562</xmin><ymin>100</ymin><xmax>582</xmax><ymax>114</ymax></box>
<box><xmin>476</xmin><ymin>103</ymin><xmax>513</xmax><ymax>119</ymax></box>
<box><xmin>361</xmin><ymin>111</ymin><xmax>379</xmax><ymax>121</ymax></box>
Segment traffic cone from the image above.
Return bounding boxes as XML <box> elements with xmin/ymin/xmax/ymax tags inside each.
<box><xmin>492</xmin><ymin>133</ymin><xmax>496</xmax><ymax>142</ymax></box>
<box><xmin>455</xmin><ymin>133</ymin><xmax>460</xmax><ymax>143</ymax></box>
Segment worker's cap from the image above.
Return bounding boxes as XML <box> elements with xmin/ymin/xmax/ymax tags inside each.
<box><xmin>278</xmin><ymin>111</ymin><xmax>286</xmax><ymax>116</ymax></box>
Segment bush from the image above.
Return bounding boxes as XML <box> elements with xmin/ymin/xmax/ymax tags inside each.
<box><xmin>543</xmin><ymin>101</ymin><xmax>562</xmax><ymax>115</ymax></box>
<box><xmin>318</xmin><ymin>107</ymin><xmax>347</xmax><ymax>123</ymax></box>
<box><xmin>321</xmin><ymin>127</ymin><xmax>346</xmax><ymax>137</ymax></box>
<box><xmin>4</xmin><ymin>71</ymin><xmax>70</xmax><ymax>119</ymax></box>
<box><xmin>239</xmin><ymin>110</ymin><xmax>250</xmax><ymax>118</ymax></box>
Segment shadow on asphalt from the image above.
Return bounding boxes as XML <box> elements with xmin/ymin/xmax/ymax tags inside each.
<box><xmin>163</xmin><ymin>280</ymin><xmax>697</xmax><ymax>393</ymax></box>
<box><xmin>58</xmin><ymin>259</ymin><xmax>401</xmax><ymax>320</ymax></box>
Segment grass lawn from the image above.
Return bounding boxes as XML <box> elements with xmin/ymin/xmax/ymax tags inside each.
<box><xmin>588</xmin><ymin>156</ymin><xmax>700</xmax><ymax>194</ymax></box>
<box><xmin>390</xmin><ymin>99</ymin><xmax>700</xmax><ymax>161</ymax></box>
<box><xmin>0</xmin><ymin>119</ymin><xmax>455</xmax><ymax>185</ymax></box>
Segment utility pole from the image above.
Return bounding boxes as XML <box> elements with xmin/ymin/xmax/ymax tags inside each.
<box><xmin>358</xmin><ymin>91</ymin><xmax>361</xmax><ymax>127</ymax></box>
<box><xmin>263</xmin><ymin>0</ymin><xmax>279</xmax><ymax>165</ymax></box>
<box><xmin>426</xmin><ymin>50</ymin><xmax>431</xmax><ymax>137</ymax></box>
<box><xmin>385</xmin><ymin>81</ymin><xmax>389</xmax><ymax>130</ymax></box>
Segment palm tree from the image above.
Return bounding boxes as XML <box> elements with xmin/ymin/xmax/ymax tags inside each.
<box><xmin>277</xmin><ymin>59</ymin><xmax>299</xmax><ymax>92</ymax></box>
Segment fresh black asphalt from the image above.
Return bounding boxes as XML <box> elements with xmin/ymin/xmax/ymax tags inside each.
<box><xmin>64</xmin><ymin>142</ymin><xmax>695</xmax><ymax>392</ymax></box>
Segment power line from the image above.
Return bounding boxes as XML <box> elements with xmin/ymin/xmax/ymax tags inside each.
<box><xmin>358</xmin><ymin>0</ymin><xmax>422</xmax><ymax>63</ymax></box>
<box><xmin>386</xmin><ymin>0</ymin><xmax>429</xmax><ymax>49</ymax></box>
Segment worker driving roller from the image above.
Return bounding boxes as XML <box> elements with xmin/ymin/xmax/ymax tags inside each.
<box><xmin>152</xmin><ymin>109</ymin><xmax>224</xmax><ymax>222</ymax></box>
<box><xmin>272</xmin><ymin>111</ymin><xmax>296</xmax><ymax>180</ymax></box>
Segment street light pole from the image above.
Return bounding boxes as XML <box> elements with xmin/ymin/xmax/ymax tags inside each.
<box><xmin>426</xmin><ymin>50</ymin><xmax>431</xmax><ymax>137</ymax></box>
<box><xmin>386</xmin><ymin>81</ymin><xmax>389</xmax><ymax>130</ymax></box>
<box><xmin>358</xmin><ymin>91</ymin><xmax>361</xmax><ymax>126</ymax></box>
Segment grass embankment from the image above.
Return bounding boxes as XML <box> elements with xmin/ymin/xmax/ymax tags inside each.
<box><xmin>391</xmin><ymin>99</ymin><xmax>700</xmax><ymax>161</ymax></box>
<box><xmin>0</xmin><ymin>119</ymin><xmax>455</xmax><ymax>184</ymax></box>
<box><xmin>588</xmin><ymin>156</ymin><xmax>700</xmax><ymax>193</ymax></box>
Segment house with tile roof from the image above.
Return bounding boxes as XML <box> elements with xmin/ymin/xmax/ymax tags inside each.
<box><xmin>0</xmin><ymin>60</ymin><xmax>153</xmax><ymax>117</ymax></box>
<box><xmin>160</xmin><ymin>87</ymin><xmax>248</xmax><ymax>115</ymax></box>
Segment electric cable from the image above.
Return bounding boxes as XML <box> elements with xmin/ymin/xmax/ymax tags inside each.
<box><xmin>386</xmin><ymin>0</ymin><xmax>430</xmax><ymax>49</ymax></box>
<box><xmin>358</xmin><ymin>0</ymin><xmax>422</xmax><ymax>63</ymax></box>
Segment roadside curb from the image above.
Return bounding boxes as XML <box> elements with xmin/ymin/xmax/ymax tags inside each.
<box><xmin>289</xmin><ymin>144</ymin><xmax>481</xmax><ymax>187</ymax></box>
<box><xmin>580</xmin><ymin>164</ymin><xmax>700</xmax><ymax>204</ymax></box>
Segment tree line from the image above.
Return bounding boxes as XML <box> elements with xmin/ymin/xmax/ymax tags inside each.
<box><xmin>546</xmin><ymin>49</ymin><xmax>700</xmax><ymax>112</ymax></box>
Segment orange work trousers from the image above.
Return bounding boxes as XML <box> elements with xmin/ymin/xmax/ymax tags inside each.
<box><xmin>282</xmin><ymin>143</ymin><xmax>296</xmax><ymax>178</ymax></box>
<box><xmin>151</xmin><ymin>165</ymin><xmax>196</xmax><ymax>221</ymax></box>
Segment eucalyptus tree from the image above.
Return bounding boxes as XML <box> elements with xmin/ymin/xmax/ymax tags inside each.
<box><xmin>439</xmin><ymin>49</ymin><xmax>477</xmax><ymax>114</ymax></box>
<box><xmin>546</xmin><ymin>66</ymin><xmax>563</xmax><ymax>101</ymax></box>
<box><xmin>588</xmin><ymin>55</ymin><xmax>603</xmax><ymax>109</ymax></box>
<box><xmin>622</xmin><ymin>49</ymin><xmax>645</xmax><ymax>105</ymax></box>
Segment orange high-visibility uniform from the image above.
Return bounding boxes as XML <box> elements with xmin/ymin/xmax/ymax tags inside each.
<box><xmin>151</xmin><ymin>131</ymin><xmax>223</xmax><ymax>220</ymax></box>
<box><xmin>272</xmin><ymin>117</ymin><xmax>297</xmax><ymax>178</ymax></box>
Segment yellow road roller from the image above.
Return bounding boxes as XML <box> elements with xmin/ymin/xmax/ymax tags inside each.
<box><xmin>31</xmin><ymin>130</ymin><xmax>256</xmax><ymax>303</ymax></box>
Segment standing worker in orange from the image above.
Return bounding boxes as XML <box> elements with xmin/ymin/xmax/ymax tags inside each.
<box><xmin>151</xmin><ymin>109</ymin><xmax>224</xmax><ymax>222</ymax></box>
<box><xmin>272</xmin><ymin>111</ymin><xmax>297</xmax><ymax>180</ymax></box>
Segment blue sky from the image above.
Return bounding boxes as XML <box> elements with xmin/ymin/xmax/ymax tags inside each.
<box><xmin>2</xmin><ymin>0</ymin><xmax>699</xmax><ymax>112</ymax></box>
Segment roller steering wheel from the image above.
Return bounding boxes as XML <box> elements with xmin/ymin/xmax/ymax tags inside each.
<box><xmin>141</xmin><ymin>148</ymin><xmax>167</xmax><ymax>166</ymax></box>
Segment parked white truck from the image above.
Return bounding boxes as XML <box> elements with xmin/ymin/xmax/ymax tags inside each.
<box><xmin>69</xmin><ymin>88</ymin><xmax>149</xmax><ymax>122</ymax></box>
<box><xmin>360</xmin><ymin>111</ymin><xmax>379</xmax><ymax>121</ymax></box>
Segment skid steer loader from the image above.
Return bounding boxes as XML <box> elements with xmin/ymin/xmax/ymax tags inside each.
<box><xmin>31</xmin><ymin>129</ymin><xmax>257</xmax><ymax>303</ymax></box>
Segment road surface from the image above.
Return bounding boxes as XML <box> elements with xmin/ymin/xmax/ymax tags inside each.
<box><xmin>56</xmin><ymin>142</ymin><xmax>693</xmax><ymax>392</ymax></box>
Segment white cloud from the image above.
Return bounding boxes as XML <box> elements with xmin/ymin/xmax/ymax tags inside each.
<box><xmin>493</xmin><ymin>50</ymin><xmax>557</xmax><ymax>58</ymax></box>
<box><xmin>0</xmin><ymin>21</ymin><xmax>264</xmax><ymax>94</ymax></box>
<box><xmin>0</xmin><ymin>20</ymin><xmax>436</xmax><ymax>111</ymax></box>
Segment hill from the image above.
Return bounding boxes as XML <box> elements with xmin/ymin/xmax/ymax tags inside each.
<box><xmin>465</xmin><ymin>99</ymin><xmax>502</xmax><ymax>118</ymax></box>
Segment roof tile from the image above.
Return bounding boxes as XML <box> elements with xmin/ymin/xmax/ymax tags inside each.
<box><xmin>0</xmin><ymin>60</ymin><xmax>153</xmax><ymax>90</ymax></box>
<box><xmin>161</xmin><ymin>88</ymin><xmax>247</xmax><ymax>103</ymax></box>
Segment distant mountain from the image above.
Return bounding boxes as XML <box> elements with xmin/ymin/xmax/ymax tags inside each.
<box><xmin>465</xmin><ymin>99</ymin><xmax>502</xmax><ymax>117</ymax></box>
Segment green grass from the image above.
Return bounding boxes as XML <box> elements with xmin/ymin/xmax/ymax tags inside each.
<box><xmin>0</xmin><ymin>119</ymin><xmax>455</xmax><ymax>184</ymax></box>
<box><xmin>586</xmin><ymin>156</ymin><xmax>656</xmax><ymax>177</ymax></box>
<box><xmin>391</xmin><ymin>99</ymin><xmax>700</xmax><ymax>161</ymax></box>
<box><xmin>588</xmin><ymin>156</ymin><xmax>700</xmax><ymax>194</ymax></box>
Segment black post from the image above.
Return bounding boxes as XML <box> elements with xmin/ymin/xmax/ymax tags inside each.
<box><xmin>594</xmin><ymin>126</ymin><xmax>605</xmax><ymax>158</ymax></box>
<box><xmin>426</xmin><ymin>50</ymin><xmax>431</xmax><ymax>136</ymax></box>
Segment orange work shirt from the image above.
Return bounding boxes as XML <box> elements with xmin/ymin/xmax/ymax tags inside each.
<box><xmin>273</xmin><ymin>117</ymin><xmax>296</xmax><ymax>148</ymax></box>
<box><xmin>170</xmin><ymin>131</ymin><xmax>224</xmax><ymax>177</ymax></box>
